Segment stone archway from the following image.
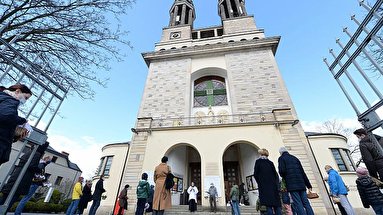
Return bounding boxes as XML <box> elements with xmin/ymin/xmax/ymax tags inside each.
<box><xmin>165</xmin><ymin>144</ymin><xmax>202</xmax><ymax>205</ymax></box>
<box><xmin>222</xmin><ymin>141</ymin><xmax>260</xmax><ymax>206</ymax></box>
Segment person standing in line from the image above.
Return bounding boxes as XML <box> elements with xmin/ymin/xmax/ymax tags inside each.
<box><xmin>89</xmin><ymin>174</ymin><xmax>106</xmax><ymax>215</ymax></box>
<box><xmin>0</xmin><ymin>84</ymin><xmax>32</xmax><ymax>167</ymax></box>
<box><xmin>238</xmin><ymin>182</ymin><xmax>245</xmax><ymax>205</ymax></box>
<box><xmin>323</xmin><ymin>176</ymin><xmax>347</xmax><ymax>215</ymax></box>
<box><xmin>325</xmin><ymin>165</ymin><xmax>355</xmax><ymax>215</ymax></box>
<box><xmin>230</xmin><ymin>184</ymin><xmax>241</xmax><ymax>215</ymax></box>
<box><xmin>146</xmin><ymin>185</ymin><xmax>155</xmax><ymax>213</ymax></box>
<box><xmin>116</xmin><ymin>184</ymin><xmax>129</xmax><ymax>215</ymax></box>
<box><xmin>356</xmin><ymin>167</ymin><xmax>383</xmax><ymax>215</ymax></box>
<box><xmin>14</xmin><ymin>155</ymin><xmax>52</xmax><ymax>215</ymax></box>
<box><xmin>152</xmin><ymin>156</ymin><xmax>172</xmax><ymax>215</ymax></box>
<box><xmin>136</xmin><ymin>172</ymin><xmax>150</xmax><ymax>215</ymax></box>
<box><xmin>354</xmin><ymin>128</ymin><xmax>383</xmax><ymax>181</ymax></box>
<box><xmin>278</xmin><ymin>147</ymin><xmax>314</xmax><ymax>215</ymax></box>
<box><xmin>187</xmin><ymin>182</ymin><xmax>198</xmax><ymax>212</ymax></box>
<box><xmin>208</xmin><ymin>183</ymin><xmax>218</xmax><ymax>213</ymax></box>
<box><xmin>66</xmin><ymin>176</ymin><xmax>83</xmax><ymax>215</ymax></box>
<box><xmin>77</xmin><ymin>180</ymin><xmax>93</xmax><ymax>215</ymax></box>
<box><xmin>254</xmin><ymin>148</ymin><xmax>282</xmax><ymax>215</ymax></box>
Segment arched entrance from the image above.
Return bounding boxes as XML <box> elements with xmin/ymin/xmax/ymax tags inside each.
<box><xmin>222</xmin><ymin>142</ymin><xmax>259</xmax><ymax>206</ymax></box>
<box><xmin>166</xmin><ymin>144</ymin><xmax>202</xmax><ymax>205</ymax></box>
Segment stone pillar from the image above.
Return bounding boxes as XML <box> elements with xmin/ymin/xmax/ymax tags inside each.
<box><xmin>234</xmin><ymin>0</ymin><xmax>241</xmax><ymax>16</ymax></box>
<box><xmin>240</xmin><ymin>1</ymin><xmax>247</xmax><ymax>15</ymax></box>
<box><xmin>181</xmin><ymin>4</ymin><xmax>187</xmax><ymax>25</ymax></box>
<box><xmin>173</xmin><ymin>5</ymin><xmax>179</xmax><ymax>25</ymax></box>
<box><xmin>188</xmin><ymin>9</ymin><xmax>193</xmax><ymax>25</ymax></box>
<box><xmin>225</xmin><ymin>0</ymin><xmax>233</xmax><ymax>18</ymax></box>
<box><xmin>169</xmin><ymin>12</ymin><xmax>174</xmax><ymax>26</ymax></box>
<box><xmin>220</xmin><ymin>4</ymin><xmax>226</xmax><ymax>19</ymax></box>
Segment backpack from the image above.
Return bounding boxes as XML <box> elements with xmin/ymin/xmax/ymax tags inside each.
<box><xmin>165</xmin><ymin>172</ymin><xmax>175</xmax><ymax>190</ymax></box>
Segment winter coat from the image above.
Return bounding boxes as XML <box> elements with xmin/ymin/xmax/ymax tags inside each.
<box><xmin>187</xmin><ymin>186</ymin><xmax>198</xmax><ymax>201</ymax></box>
<box><xmin>359</xmin><ymin>135</ymin><xmax>383</xmax><ymax>179</ymax></box>
<box><xmin>327</xmin><ymin>169</ymin><xmax>348</xmax><ymax>196</ymax></box>
<box><xmin>72</xmin><ymin>182</ymin><xmax>83</xmax><ymax>200</ymax></box>
<box><xmin>1</xmin><ymin>143</ymin><xmax>48</xmax><ymax>196</ymax></box>
<box><xmin>356</xmin><ymin>175</ymin><xmax>383</xmax><ymax>208</ymax></box>
<box><xmin>92</xmin><ymin>178</ymin><xmax>106</xmax><ymax>200</ymax></box>
<box><xmin>78</xmin><ymin>184</ymin><xmax>92</xmax><ymax>212</ymax></box>
<box><xmin>0</xmin><ymin>92</ymin><xmax>26</xmax><ymax>165</ymax></box>
<box><xmin>278</xmin><ymin>152</ymin><xmax>312</xmax><ymax>192</ymax></box>
<box><xmin>137</xmin><ymin>180</ymin><xmax>150</xmax><ymax>199</ymax></box>
<box><xmin>254</xmin><ymin>157</ymin><xmax>281</xmax><ymax>207</ymax></box>
<box><xmin>208</xmin><ymin>186</ymin><xmax>218</xmax><ymax>198</ymax></box>
<box><xmin>118</xmin><ymin>188</ymin><xmax>128</xmax><ymax>209</ymax></box>
<box><xmin>230</xmin><ymin>185</ymin><xmax>239</xmax><ymax>202</ymax></box>
<box><xmin>153</xmin><ymin>163</ymin><xmax>172</xmax><ymax>210</ymax></box>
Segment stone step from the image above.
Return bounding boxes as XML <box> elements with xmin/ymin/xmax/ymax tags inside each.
<box><xmin>165</xmin><ymin>205</ymin><xmax>259</xmax><ymax>215</ymax></box>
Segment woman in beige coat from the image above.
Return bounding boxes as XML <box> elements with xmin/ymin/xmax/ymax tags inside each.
<box><xmin>152</xmin><ymin>156</ymin><xmax>172</xmax><ymax>215</ymax></box>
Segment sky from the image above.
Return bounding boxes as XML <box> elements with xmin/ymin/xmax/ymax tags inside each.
<box><xmin>40</xmin><ymin>0</ymin><xmax>380</xmax><ymax>178</ymax></box>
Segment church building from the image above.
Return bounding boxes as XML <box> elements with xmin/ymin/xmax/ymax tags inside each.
<box><xmin>121</xmin><ymin>0</ymin><xmax>333</xmax><ymax>213</ymax></box>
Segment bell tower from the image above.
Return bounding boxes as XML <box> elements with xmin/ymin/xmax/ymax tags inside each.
<box><xmin>169</xmin><ymin>0</ymin><xmax>195</xmax><ymax>27</ymax></box>
<box><xmin>218</xmin><ymin>0</ymin><xmax>247</xmax><ymax>19</ymax></box>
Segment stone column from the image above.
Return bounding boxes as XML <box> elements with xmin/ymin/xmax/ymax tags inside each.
<box><xmin>169</xmin><ymin>12</ymin><xmax>174</xmax><ymax>26</ymax></box>
<box><xmin>220</xmin><ymin>4</ymin><xmax>226</xmax><ymax>19</ymax></box>
<box><xmin>172</xmin><ymin>5</ymin><xmax>179</xmax><ymax>25</ymax></box>
<box><xmin>234</xmin><ymin>0</ymin><xmax>241</xmax><ymax>16</ymax></box>
<box><xmin>225</xmin><ymin>0</ymin><xmax>233</xmax><ymax>18</ymax></box>
<box><xmin>188</xmin><ymin>9</ymin><xmax>193</xmax><ymax>25</ymax></box>
<box><xmin>240</xmin><ymin>1</ymin><xmax>247</xmax><ymax>15</ymax></box>
<box><xmin>181</xmin><ymin>4</ymin><xmax>187</xmax><ymax>25</ymax></box>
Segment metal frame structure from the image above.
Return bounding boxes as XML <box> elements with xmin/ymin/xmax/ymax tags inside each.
<box><xmin>0</xmin><ymin>29</ymin><xmax>70</xmax><ymax>214</ymax></box>
<box><xmin>324</xmin><ymin>0</ymin><xmax>383</xmax><ymax>154</ymax></box>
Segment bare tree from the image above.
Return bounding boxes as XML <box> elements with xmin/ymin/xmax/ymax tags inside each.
<box><xmin>0</xmin><ymin>0</ymin><xmax>134</xmax><ymax>99</ymax></box>
<box><xmin>316</xmin><ymin>119</ymin><xmax>361</xmax><ymax>165</ymax></box>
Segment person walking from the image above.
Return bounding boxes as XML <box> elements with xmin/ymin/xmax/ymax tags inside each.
<box><xmin>239</xmin><ymin>182</ymin><xmax>245</xmax><ymax>205</ymax></box>
<box><xmin>254</xmin><ymin>148</ymin><xmax>282</xmax><ymax>215</ymax></box>
<box><xmin>0</xmin><ymin>84</ymin><xmax>32</xmax><ymax>166</ymax></box>
<box><xmin>89</xmin><ymin>174</ymin><xmax>106</xmax><ymax>215</ymax></box>
<box><xmin>354</xmin><ymin>128</ymin><xmax>383</xmax><ymax>181</ymax></box>
<box><xmin>116</xmin><ymin>184</ymin><xmax>129</xmax><ymax>215</ymax></box>
<box><xmin>208</xmin><ymin>183</ymin><xmax>218</xmax><ymax>213</ymax></box>
<box><xmin>230</xmin><ymin>184</ymin><xmax>241</xmax><ymax>215</ymax></box>
<box><xmin>0</xmin><ymin>142</ymin><xmax>49</xmax><ymax>213</ymax></box>
<box><xmin>77</xmin><ymin>180</ymin><xmax>93</xmax><ymax>215</ymax></box>
<box><xmin>14</xmin><ymin>155</ymin><xmax>52</xmax><ymax>215</ymax></box>
<box><xmin>66</xmin><ymin>176</ymin><xmax>84</xmax><ymax>215</ymax></box>
<box><xmin>323</xmin><ymin>176</ymin><xmax>347</xmax><ymax>215</ymax></box>
<box><xmin>356</xmin><ymin>167</ymin><xmax>383</xmax><ymax>215</ymax></box>
<box><xmin>278</xmin><ymin>147</ymin><xmax>314</xmax><ymax>215</ymax></box>
<box><xmin>187</xmin><ymin>182</ymin><xmax>198</xmax><ymax>212</ymax></box>
<box><xmin>325</xmin><ymin>165</ymin><xmax>355</xmax><ymax>215</ymax></box>
<box><xmin>152</xmin><ymin>156</ymin><xmax>172</xmax><ymax>215</ymax></box>
<box><xmin>136</xmin><ymin>173</ymin><xmax>150</xmax><ymax>215</ymax></box>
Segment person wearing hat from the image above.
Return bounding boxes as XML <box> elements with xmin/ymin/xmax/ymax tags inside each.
<box><xmin>325</xmin><ymin>165</ymin><xmax>355</xmax><ymax>215</ymax></box>
<box><xmin>356</xmin><ymin>167</ymin><xmax>383</xmax><ymax>214</ymax></box>
<box><xmin>354</xmin><ymin>128</ymin><xmax>383</xmax><ymax>181</ymax></box>
<box><xmin>66</xmin><ymin>176</ymin><xmax>84</xmax><ymax>215</ymax></box>
<box><xmin>278</xmin><ymin>147</ymin><xmax>314</xmax><ymax>215</ymax></box>
<box><xmin>207</xmin><ymin>183</ymin><xmax>218</xmax><ymax>212</ymax></box>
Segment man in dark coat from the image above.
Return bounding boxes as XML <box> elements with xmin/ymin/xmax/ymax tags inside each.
<box><xmin>278</xmin><ymin>147</ymin><xmax>314</xmax><ymax>215</ymax></box>
<box><xmin>254</xmin><ymin>148</ymin><xmax>282</xmax><ymax>215</ymax></box>
<box><xmin>0</xmin><ymin>142</ymin><xmax>49</xmax><ymax>212</ymax></box>
<box><xmin>78</xmin><ymin>180</ymin><xmax>93</xmax><ymax>215</ymax></box>
<box><xmin>89</xmin><ymin>174</ymin><xmax>106</xmax><ymax>215</ymax></box>
<box><xmin>354</xmin><ymin>128</ymin><xmax>383</xmax><ymax>181</ymax></box>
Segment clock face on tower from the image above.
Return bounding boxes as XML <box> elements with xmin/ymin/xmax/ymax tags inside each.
<box><xmin>170</xmin><ymin>32</ymin><xmax>181</xmax><ymax>39</ymax></box>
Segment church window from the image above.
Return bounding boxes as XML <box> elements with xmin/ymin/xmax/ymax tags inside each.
<box><xmin>331</xmin><ymin>148</ymin><xmax>355</xmax><ymax>171</ymax></box>
<box><xmin>194</xmin><ymin>76</ymin><xmax>228</xmax><ymax>107</ymax></box>
<box><xmin>103</xmin><ymin>156</ymin><xmax>114</xmax><ymax>176</ymax></box>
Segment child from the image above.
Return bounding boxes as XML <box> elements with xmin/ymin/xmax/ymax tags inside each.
<box><xmin>356</xmin><ymin>167</ymin><xmax>383</xmax><ymax>215</ymax></box>
<box><xmin>280</xmin><ymin>179</ymin><xmax>293</xmax><ymax>215</ymax></box>
<box><xmin>136</xmin><ymin>173</ymin><xmax>150</xmax><ymax>215</ymax></box>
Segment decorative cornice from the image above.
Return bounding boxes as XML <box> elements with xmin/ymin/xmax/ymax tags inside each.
<box><xmin>142</xmin><ymin>36</ymin><xmax>280</xmax><ymax>66</ymax></box>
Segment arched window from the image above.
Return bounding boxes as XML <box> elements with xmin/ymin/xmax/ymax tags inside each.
<box><xmin>194</xmin><ymin>76</ymin><xmax>228</xmax><ymax>107</ymax></box>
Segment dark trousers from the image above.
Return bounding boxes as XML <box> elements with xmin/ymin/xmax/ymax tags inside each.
<box><xmin>153</xmin><ymin>210</ymin><xmax>164</xmax><ymax>215</ymax></box>
<box><xmin>135</xmin><ymin>198</ymin><xmax>146</xmax><ymax>215</ymax></box>
<box><xmin>290</xmin><ymin>191</ymin><xmax>314</xmax><ymax>215</ymax></box>
<box><xmin>189</xmin><ymin>199</ymin><xmax>197</xmax><ymax>212</ymax></box>
<box><xmin>209</xmin><ymin>196</ymin><xmax>217</xmax><ymax>212</ymax></box>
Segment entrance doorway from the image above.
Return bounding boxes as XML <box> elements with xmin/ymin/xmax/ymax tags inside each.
<box><xmin>166</xmin><ymin>144</ymin><xmax>201</xmax><ymax>205</ymax></box>
<box><xmin>222</xmin><ymin>142</ymin><xmax>259</xmax><ymax>206</ymax></box>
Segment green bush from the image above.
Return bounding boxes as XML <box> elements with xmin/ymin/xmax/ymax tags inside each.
<box><xmin>50</xmin><ymin>189</ymin><xmax>62</xmax><ymax>204</ymax></box>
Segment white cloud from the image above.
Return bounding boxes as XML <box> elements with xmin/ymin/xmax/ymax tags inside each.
<box><xmin>301</xmin><ymin>117</ymin><xmax>361</xmax><ymax>133</ymax></box>
<box><xmin>47</xmin><ymin>133</ymin><xmax>104</xmax><ymax>179</ymax></box>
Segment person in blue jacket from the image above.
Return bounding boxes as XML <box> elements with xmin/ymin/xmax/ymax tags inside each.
<box><xmin>325</xmin><ymin>165</ymin><xmax>355</xmax><ymax>215</ymax></box>
<box><xmin>0</xmin><ymin>84</ymin><xmax>32</xmax><ymax>166</ymax></box>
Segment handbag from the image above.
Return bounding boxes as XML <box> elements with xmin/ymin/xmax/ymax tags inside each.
<box><xmin>165</xmin><ymin>172</ymin><xmax>175</xmax><ymax>190</ymax></box>
<box><xmin>307</xmin><ymin>191</ymin><xmax>319</xmax><ymax>199</ymax></box>
<box><xmin>332</xmin><ymin>196</ymin><xmax>341</xmax><ymax>204</ymax></box>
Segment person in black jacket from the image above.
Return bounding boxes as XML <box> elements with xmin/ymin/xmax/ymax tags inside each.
<box><xmin>278</xmin><ymin>147</ymin><xmax>314</xmax><ymax>215</ymax></box>
<box><xmin>78</xmin><ymin>180</ymin><xmax>93</xmax><ymax>215</ymax></box>
<box><xmin>254</xmin><ymin>148</ymin><xmax>282</xmax><ymax>215</ymax></box>
<box><xmin>0</xmin><ymin>84</ymin><xmax>32</xmax><ymax>166</ymax></box>
<box><xmin>356</xmin><ymin>167</ymin><xmax>383</xmax><ymax>215</ymax></box>
<box><xmin>0</xmin><ymin>142</ymin><xmax>49</xmax><ymax>213</ymax></box>
<box><xmin>89</xmin><ymin>174</ymin><xmax>106</xmax><ymax>215</ymax></box>
<box><xmin>354</xmin><ymin>128</ymin><xmax>383</xmax><ymax>181</ymax></box>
